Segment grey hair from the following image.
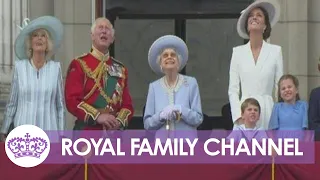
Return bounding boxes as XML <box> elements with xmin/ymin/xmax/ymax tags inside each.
<box><xmin>156</xmin><ymin>48</ymin><xmax>182</xmax><ymax>66</ymax></box>
<box><xmin>91</xmin><ymin>17</ymin><xmax>115</xmax><ymax>37</ymax></box>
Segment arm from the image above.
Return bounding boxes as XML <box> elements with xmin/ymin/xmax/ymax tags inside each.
<box><xmin>228</xmin><ymin>48</ymin><xmax>242</xmax><ymax>124</ymax></box>
<box><xmin>143</xmin><ymin>83</ymin><xmax>165</xmax><ymax>130</ymax></box>
<box><xmin>56</xmin><ymin>62</ymin><xmax>66</xmax><ymax>131</ymax></box>
<box><xmin>180</xmin><ymin>77</ymin><xmax>203</xmax><ymax>127</ymax></box>
<box><xmin>116</xmin><ymin>68</ymin><xmax>134</xmax><ymax>129</ymax></box>
<box><xmin>274</xmin><ymin>47</ymin><xmax>284</xmax><ymax>101</ymax></box>
<box><xmin>302</xmin><ymin>101</ymin><xmax>308</xmax><ymax>129</ymax></box>
<box><xmin>308</xmin><ymin>89</ymin><xmax>320</xmax><ymax>130</ymax></box>
<box><xmin>64</xmin><ymin>59</ymin><xmax>99</xmax><ymax>125</ymax></box>
<box><xmin>1</xmin><ymin>65</ymin><xmax>19</xmax><ymax>134</ymax></box>
<box><xmin>268</xmin><ymin>104</ymin><xmax>279</xmax><ymax>130</ymax></box>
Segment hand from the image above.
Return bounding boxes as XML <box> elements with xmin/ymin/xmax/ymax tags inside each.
<box><xmin>160</xmin><ymin>105</ymin><xmax>173</xmax><ymax>121</ymax></box>
<box><xmin>96</xmin><ymin>113</ymin><xmax>118</xmax><ymax>129</ymax></box>
<box><xmin>0</xmin><ymin>133</ymin><xmax>6</xmax><ymax>142</ymax></box>
<box><xmin>106</xmin><ymin>120</ymin><xmax>121</xmax><ymax>130</ymax></box>
<box><xmin>171</xmin><ymin>105</ymin><xmax>182</xmax><ymax>120</ymax></box>
<box><xmin>160</xmin><ymin>111</ymin><xmax>168</xmax><ymax>121</ymax></box>
<box><xmin>172</xmin><ymin>105</ymin><xmax>181</xmax><ymax>114</ymax></box>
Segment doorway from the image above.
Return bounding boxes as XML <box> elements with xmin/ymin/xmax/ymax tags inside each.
<box><xmin>101</xmin><ymin>0</ymin><xmax>253</xmax><ymax>130</ymax></box>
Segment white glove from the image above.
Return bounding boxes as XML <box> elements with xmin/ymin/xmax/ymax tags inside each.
<box><xmin>160</xmin><ymin>105</ymin><xmax>174</xmax><ymax>121</ymax></box>
<box><xmin>160</xmin><ymin>111</ymin><xmax>168</xmax><ymax>121</ymax></box>
<box><xmin>172</xmin><ymin>105</ymin><xmax>182</xmax><ymax>114</ymax></box>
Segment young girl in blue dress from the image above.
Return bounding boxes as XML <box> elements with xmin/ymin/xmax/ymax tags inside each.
<box><xmin>268</xmin><ymin>74</ymin><xmax>308</xmax><ymax>139</ymax></box>
<box><xmin>269</xmin><ymin>74</ymin><xmax>308</xmax><ymax>130</ymax></box>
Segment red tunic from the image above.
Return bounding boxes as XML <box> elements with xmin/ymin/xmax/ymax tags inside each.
<box><xmin>65</xmin><ymin>48</ymin><xmax>134</xmax><ymax>130</ymax></box>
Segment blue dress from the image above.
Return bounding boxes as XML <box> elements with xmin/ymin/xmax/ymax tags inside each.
<box><xmin>1</xmin><ymin>59</ymin><xmax>66</xmax><ymax>134</ymax></box>
<box><xmin>143</xmin><ymin>74</ymin><xmax>203</xmax><ymax>139</ymax></box>
<box><xmin>268</xmin><ymin>100</ymin><xmax>308</xmax><ymax>139</ymax></box>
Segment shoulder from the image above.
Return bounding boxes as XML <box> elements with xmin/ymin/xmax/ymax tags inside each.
<box><xmin>265</xmin><ymin>42</ymin><xmax>282</xmax><ymax>52</ymax></box>
<box><xmin>14</xmin><ymin>59</ymin><xmax>28</xmax><ymax>66</ymax></box>
<box><xmin>272</xmin><ymin>102</ymin><xmax>282</xmax><ymax>111</ymax></box>
<box><xmin>181</xmin><ymin>75</ymin><xmax>198</xmax><ymax>84</ymax></box>
<box><xmin>296</xmin><ymin>100</ymin><xmax>308</xmax><ymax>108</ymax></box>
<box><xmin>149</xmin><ymin>78</ymin><xmax>162</xmax><ymax>87</ymax></box>
<box><xmin>67</xmin><ymin>53</ymin><xmax>90</xmax><ymax>67</ymax></box>
<box><xmin>47</xmin><ymin>60</ymin><xmax>61</xmax><ymax>66</ymax></box>
<box><xmin>232</xmin><ymin>44</ymin><xmax>246</xmax><ymax>55</ymax></box>
<box><xmin>257</xmin><ymin>127</ymin><xmax>265</xmax><ymax>131</ymax></box>
<box><xmin>75</xmin><ymin>53</ymin><xmax>90</xmax><ymax>60</ymax></box>
<box><xmin>47</xmin><ymin>61</ymin><xmax>62</xmax><ymax>71</ymax></box>
<box><xmin>310</xmin><ymin>87</ymin><xmax>320</xmax><ymax>96</ymax></box>
<box><xmin>111</xmin><ymin>57</ymin><xmax>126</xmax><ymax>68</ymax></box>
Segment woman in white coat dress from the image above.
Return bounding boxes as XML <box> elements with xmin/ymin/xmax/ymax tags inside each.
<box><xmin>228</xmin><ymin>0</ymin><xmax>283</xmax><ymax>130</ymax></box>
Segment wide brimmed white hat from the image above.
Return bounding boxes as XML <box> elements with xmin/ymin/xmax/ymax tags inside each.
<box><xmin>148</xmin><ymin>35</ymin><xmax>188</xmax><ymax>75</ymax></box>
<box><xmin>237</xmin><ymin>0</ymin><xmax>280</xmax><ymax>39</ymax></box>
<box><xmin>14</xmin><ymin>16</ymin><xmax>63</xmax><ymax>60</ymax></box>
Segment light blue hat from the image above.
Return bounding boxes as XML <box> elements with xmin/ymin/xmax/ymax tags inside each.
<box><xmin>148</xmin><ymin>35</ymin><xmax>188</xmax><ymax>75</ymax></box>
<box><xmin>14</xmin><ymin>16</ymin><xmax>63</xmax><ymax>60</ymax></box>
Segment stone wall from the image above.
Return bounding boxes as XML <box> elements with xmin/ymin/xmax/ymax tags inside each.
<box><xmin>0</xmin><ymin>0</ymin><xmax>319</xmax><ymax>130</ymax></box>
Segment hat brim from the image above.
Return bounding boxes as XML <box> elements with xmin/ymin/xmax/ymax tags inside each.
<box><xmin>148</xmin><ymin>35</ymin><xmax>188</xmax><ymax>75</ymax></box>
<box><xmin>14</xmin><ymin>16</ymin><xmax>63</xmax><ymax>60</ymax></box>
<box><xmin>237</xmin><ymin>0</ymin><xmax>280</xmax><ymax>39</ymax></box>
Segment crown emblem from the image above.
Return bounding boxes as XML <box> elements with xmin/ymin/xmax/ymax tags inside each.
<box><xmin>7</xmin><ymin>133</ymin><xmax>48</xmax><ymax>159</ymax></box>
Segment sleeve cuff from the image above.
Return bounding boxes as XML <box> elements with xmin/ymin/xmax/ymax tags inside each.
<box><xmin>116</xmin><ymin>108</ymin><xmax>132</xmax><ymax>128</ymax></box>
<box><xmin>77</xmin><ymin>101</ymin><xmax>101</xmax><ymax>121</ymax></box>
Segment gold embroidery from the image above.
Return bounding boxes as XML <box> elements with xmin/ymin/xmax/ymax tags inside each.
<box><xmin>77</xmin><ymin>102</ymin><xmax>101</xmax><ymax>120</ymax></box>
<box><xmin>116</xmin><ymin>108</ymin><xmax>132</xmax><ymax>127</ymax></box>
<box><xmin>90</xmin><ymin>46</ymin><xmax>109</xmax><ymax>61</ymax></box>
<box><xmin>76</xmin><ymin>58</ymin><xmax>121</xmax><ymax>106</ymax></box>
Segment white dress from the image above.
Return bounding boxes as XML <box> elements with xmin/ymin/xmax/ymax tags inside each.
<box><xmin>228</xmin><ymin>41</ymin><xmax>283</xmax><ymax>130</ymax></box>
<box><xmin>1</xmin><ymin>59</ymin><xmax>65</xmax><ymax>134</ymax></box>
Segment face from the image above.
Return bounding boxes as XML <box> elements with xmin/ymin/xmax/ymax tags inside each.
<box><xmin>91</xmin><ymin>19</ymin><xmax>114</xmax><ymax>52</ymax></box>
<box><xmin>247</xmin><ymin>8</ymin><xmax>266</xmax><ymax>34</ymax></box>
<box><xmin>31</xmin><ymin>29</ymin><xmax>48</xmax><ymax>53</ymax></box>
<box><xmin>160</xmin><ymin>48</ymin><xmax>180</xmax><ymax>73</ymax></box>
<box><xmin>280</xmin><ymin>79</ymin><xmax>298</xmax><ymax>103</ymax></box>
<box><xmin>242</xmin><ymin>104</ymin><xmax>260</xmax><ymax>124</ymax></box>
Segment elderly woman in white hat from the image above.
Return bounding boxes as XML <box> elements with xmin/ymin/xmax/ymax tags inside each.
<box><xmin>228</xmin><ymin>0</ymin><xmax>284</xmax><ymax>130</ymax></box>
<box><xmin>143</xmin><ymin>35</ymin><xmax>203</xmax><ymax>138</ymax></box>
<box><xmin>0</xmin><ymin>16</ymin><xmax>65</xmax><ymax>141</ymax></box>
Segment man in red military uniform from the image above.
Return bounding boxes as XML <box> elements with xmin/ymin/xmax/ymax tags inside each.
<box><xmin>65</xmin><ymin>17</ymin><xmax>134</xmax><ymax>131</ymax></box>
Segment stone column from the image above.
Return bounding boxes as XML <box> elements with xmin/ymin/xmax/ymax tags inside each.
<box><xmin>0</xmin><ymin>0</ymin><xmax>28</xmax><ymax>128</ymax></box>
<box><xmin>54</xmin><ymin>0</ymin><xmax>93</xmax><ymax>129</ymax></box>
<box><xmin>270</xmin><ymin>0</ymin><xmax>309</xmax><ymax>100</ymax></box>
<box><xmin>307</xmin><ymin>0</ymin><xmax>320</xmax><ymax>94</ymax></box>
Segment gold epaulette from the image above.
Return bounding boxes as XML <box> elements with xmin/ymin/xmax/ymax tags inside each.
<box><xmin>75</xmin><ymin>53</ymin><xmax>88</xmax><ymax>60</ymax></box>
<box><xmin>111</xmin><ymin>57</ymin><xmax>124</xmax><ymax>67</ymax></box>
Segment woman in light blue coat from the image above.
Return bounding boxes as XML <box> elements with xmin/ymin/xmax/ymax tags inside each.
<box><xmin>0</xmin><ymin>16</ymin><xmax>65</xmax><ymax>141</ymax></box>
<box><xmin>144</xmin><ymin>35</ymin><xmax>203</xmax><ymax>139</ymax></box>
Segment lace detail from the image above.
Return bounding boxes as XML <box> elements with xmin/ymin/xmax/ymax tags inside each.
<box><xmin>160</xmin><ymin>74</ymin><xmax>184</xmax><ymax>104</ymax></box>
<box><xmin>160</xmin><ymin>74</ymin><xmax>184</xmax><ymax>130</ymax></box>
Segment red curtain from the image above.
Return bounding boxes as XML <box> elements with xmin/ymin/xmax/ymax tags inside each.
<box><xmin>1</xmin><ymin>143</ymin><xmax>319</xmax><ymax>180</ymax></box>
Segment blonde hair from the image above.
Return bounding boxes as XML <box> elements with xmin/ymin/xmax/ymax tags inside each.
<box><xmin>25</xmin><ymin>28</ymin><xmax>54</xmax><ymax>60</ymax></box>
<box><xmin>91</xmin><ymin>17</ymin><xmax>115</xmax><ymax>37</ymax></box>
